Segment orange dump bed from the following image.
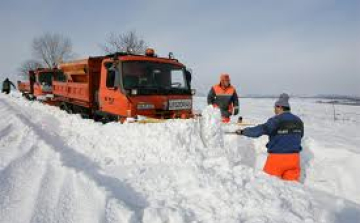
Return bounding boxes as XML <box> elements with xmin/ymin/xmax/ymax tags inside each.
<box><xmin>53</xmin><ymin>57</ymin><xmax>104</xmax><ymax>108</ymax></box>
<box><xmin>18</xmin><ymin>81</ymin><xmax>30</xmax><ymax>93</ymax></box>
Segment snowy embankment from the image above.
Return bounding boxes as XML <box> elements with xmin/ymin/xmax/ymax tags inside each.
<box><xmin>0</xmin><ymin>93</ymin><xmax>360</xmax><ymax>223</ymax></box>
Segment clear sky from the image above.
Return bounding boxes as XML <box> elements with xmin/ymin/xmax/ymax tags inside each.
<box><xmin>0</xmin><ymin>0</ymin><xmax>359</xmax><ymax>96</ymax></box>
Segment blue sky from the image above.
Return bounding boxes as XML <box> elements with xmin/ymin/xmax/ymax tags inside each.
<box><xmin>0</xmin><ymin>0</ymin><xmax>359</xmax><ymax>96</ymax></box>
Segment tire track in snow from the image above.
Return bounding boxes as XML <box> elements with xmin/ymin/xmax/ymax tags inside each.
<box><xmin>0</xmin><ymin>100</ymin><xmax>39</xmax><ymax>172</ymax></box>
<box><xmin>0</xmin><ymin>123</ymin><xmax>12</xmax><ymax>141</ymax></box>
<box><xmin>0</xmin><ymin>144</ymin><xmax>50</xmax><ymax>223</ymax></box>
<box><xmin>0</xmin><ymin>98</ymin><xmax>148</xmax><ymax>221</ymax></box>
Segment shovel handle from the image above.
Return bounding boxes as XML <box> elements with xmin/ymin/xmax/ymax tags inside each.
<box><xmin>224</xmin><ymin>132</ymin><xmax>239</xmax><ymax>135</ymax></box>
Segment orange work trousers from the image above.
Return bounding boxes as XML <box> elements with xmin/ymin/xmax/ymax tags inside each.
<box><xmin>212</xmin><ymin>104</ymin><xmax>231</xmax><ymax>123</ymax></box>
<box><xmin>263</xmin><ymin>153</ymin><xmax>300</xmax><ymax>181</ymax></box>
<box><xmin>222</xmin><ymin>117</ymin><xmax>230</xmax><ymax>123</ymax></box>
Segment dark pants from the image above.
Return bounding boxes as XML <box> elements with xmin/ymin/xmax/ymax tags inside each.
<box><xmin>2</xmin><ymin>89</ymin><xmax>10</xmax><ymax>94</ymax></box>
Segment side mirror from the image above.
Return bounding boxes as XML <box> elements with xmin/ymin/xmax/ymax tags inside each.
<box><xmin>104</xmin><ymin>62</ymin><xmax>113</xmax><ymax>69</ymax></box>
<box><xmin>191</xmin><ymin>89</ymin><xmax>196</xmax><ymax>95</ymax></box>
<box><xmin>185</xmin><ymin>70</ymin><xmax>192</xmax><ymax>88</ymax></box>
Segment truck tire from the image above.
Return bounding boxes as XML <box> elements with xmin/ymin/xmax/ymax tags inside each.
<box><xmin>60</xmin><ymin>103</ymin><xmax>73</xmax><ymax>114</ymax></box>
<box><xmin>22</xmin><ymin>93</ymin><xmax>29</xmax><ymax>100</ymax></box>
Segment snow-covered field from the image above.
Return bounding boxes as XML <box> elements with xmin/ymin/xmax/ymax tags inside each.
<box><xmin>1</xmin><ymin>92</ymin><xmax>360</xmax><ymax>223</ymax></box>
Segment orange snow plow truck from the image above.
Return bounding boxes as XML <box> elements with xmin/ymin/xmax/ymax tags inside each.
<box><xmin>53</xmin><ymin>49</ymin><xmax>195</xmax><ymax>122</ymax></box>
<box><xmin>17</xmin><ymin>68</ymin><xmax>60</xmax><ymax>104</ymax></box>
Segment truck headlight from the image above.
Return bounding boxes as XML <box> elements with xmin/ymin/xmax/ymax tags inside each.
<box><xmin>131</xmin><ymin>89</ymin><xmax>138</xmax><ymax>95</ymax></box>
<box><xmin>163</xmin><ymin>101</ymin><xmax>168</xmax><ymax>110</ymax></box>
<box><xmin>137</xmin><ymin>103</ymin><xmax>155</xmax><ymax>110</ymax></box>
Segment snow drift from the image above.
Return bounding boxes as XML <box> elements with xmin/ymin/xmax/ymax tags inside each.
<box><xmin>0</xmin><ymin>93</ymin><xmax>360</xmax><ymax>223</ymax></box>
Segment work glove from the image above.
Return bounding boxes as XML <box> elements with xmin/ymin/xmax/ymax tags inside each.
<box><xmin>233</xmin><ymin>106</ymin><xmax>239</xmax><ymax>115</ymax></box>
<box><xmin>235</xmin><ymin>129</ymin><xmax>244</xmax><ymax>135</ymax></box>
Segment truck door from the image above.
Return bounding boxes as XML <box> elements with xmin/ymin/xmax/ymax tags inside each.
<box><xmin>29</xmin><ymin>71</ymin><xmax>35</xmax><ymax>94</ymax></box>
<box><xmin>99</xmin><ymin>62</ymin><xmax>128</xmax><ymax>118</ymax></box>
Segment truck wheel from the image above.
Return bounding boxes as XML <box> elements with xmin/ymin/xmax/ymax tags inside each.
<box><xmin>119</xmin><ymin>117</ymin><xmax>127</xmax><ymax>123</ymax></box>
<box><xmin>59</xmin><ymin>103</ymin><xmax>65</xmax><ymax>111</ymax></box>
<box><xmin>23</xmin><ymin>93</ymin><xmax>30</xmax><ymax>100</ymax></box>
<box><xmin>65</xmin><ymin>104</ymin><xmax>73</xmax><ymax>114</ymax></box>
<box><xmin>93</xmin><ymin>113</ymin><xmax>101</xmax><ymax>122</ymax></box>
<box><xmin>60</xmin><ymin>103</ymin><xmax>73</xmax><ymax>114</ymax></box>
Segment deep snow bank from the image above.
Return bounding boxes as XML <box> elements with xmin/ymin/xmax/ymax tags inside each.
<box><xmin>0</xmin><ymin>93</ymin><xmax>360</xmax><ymax>223</ymax></box>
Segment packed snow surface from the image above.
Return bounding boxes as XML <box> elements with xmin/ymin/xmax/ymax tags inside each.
<box><xmin>1</xmin><ymin>93</ymin><xmax>360</xmax><ymax>223</ymax></box>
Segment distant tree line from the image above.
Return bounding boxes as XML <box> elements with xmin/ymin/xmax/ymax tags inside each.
<box><xmin>18</xmin><ymin>30</ymin><xmax>148</xmax><ymax>79</ymax></box>
<box><xmin>101</xmin><ymin>30</ymin><xmax>148</xmax><ymax>54</ymax></box>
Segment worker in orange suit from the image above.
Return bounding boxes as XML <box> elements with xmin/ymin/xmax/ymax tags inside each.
<box><xmin>236</xmin><ymin>93</ymin><xmax>304</xmax><ymax>181</ymax></box>
<box><xmin>207</xmin><ymin>73</ymin><xmax>239</xmax><ymax>123</ymax></box>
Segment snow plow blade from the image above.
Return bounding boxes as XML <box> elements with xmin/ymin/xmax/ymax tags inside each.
<box><xmin>136</xmin><ymin>118</ymin><xmax>167</xmax><ymax>124</ymax></box>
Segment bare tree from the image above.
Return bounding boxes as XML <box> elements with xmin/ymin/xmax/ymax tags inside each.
<box><xmin>18</xmin><ymin>59</ymin><xmax>43</xmax><ymax>79</ymax></box>
<box><xmin>101</xmin><ymin>31</ymin><xmax>148</xmax><ymax>54</ymax></box>
<box><xmin>32</xmin><ymin>33</ymin><xmax>73</xmax><ymax>68</ymax></box>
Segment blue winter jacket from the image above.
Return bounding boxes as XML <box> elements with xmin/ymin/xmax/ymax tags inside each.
<box><xmin>242</xmin><ymin>112</ymin><xmax>304</xmax><ymax>154</ymax></box>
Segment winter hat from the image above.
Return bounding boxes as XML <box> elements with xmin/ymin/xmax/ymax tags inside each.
<box><xmin>220</xmin><ymin>73</ymin><xmax>230</xmax><ymax>81</ymax></box>
<box><xmin>275</xmin><ymin>93</ymin><xmax>290</xmax><ymax>108</ymax></box>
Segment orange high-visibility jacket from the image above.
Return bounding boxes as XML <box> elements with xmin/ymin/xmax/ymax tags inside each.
<box><xmin>207</xmin><ymin>84</ymin><xmax>239</xmax><ymax>117</ymax></box>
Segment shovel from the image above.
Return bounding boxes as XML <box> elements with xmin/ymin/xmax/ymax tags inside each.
<box><xmin>224</xmin><ymin>131</ymin><xmax>240</xmax><ymax>135</ymax></box>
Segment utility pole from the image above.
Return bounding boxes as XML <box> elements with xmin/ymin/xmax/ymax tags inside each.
<box><xmin>332</xmin><ymin>102</ymin><xmax>337</xmax><ymax>121</ymax></box>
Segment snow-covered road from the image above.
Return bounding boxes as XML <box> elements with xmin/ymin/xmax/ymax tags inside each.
<box><xmin>1</xmin><ymin>93</ymin><xmax>360</xmax><ymax>223</ymax></box>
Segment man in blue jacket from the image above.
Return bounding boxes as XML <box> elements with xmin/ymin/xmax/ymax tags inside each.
<box><xmin>236</xmin><ymin>93</ymin><xmax>304</xmax><ymax>181</ymax></box>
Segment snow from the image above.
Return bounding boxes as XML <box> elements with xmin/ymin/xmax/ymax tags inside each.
<box><xmin>1</xmin><ymin>93</ymin><xmax>360</xmax><ymax>223</ymax></box>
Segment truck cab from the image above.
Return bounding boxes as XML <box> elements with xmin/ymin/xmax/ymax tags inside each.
<box><xmin>98</xmin><ymin>50</ymin><xmax>194</xmax><ymax>121</ymax></box>
<box><xmin>18</xmin><ymin>68</ymin><xmax>59</xmax><ymax>103</ymax></box>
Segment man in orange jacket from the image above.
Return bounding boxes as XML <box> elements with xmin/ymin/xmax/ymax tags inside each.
<box><xmin>236</xmin><ymin>93</ymin><xmax>304</xmax><ymax>181</ymax></box>
<box><xmin>207</xmin><ymin>74</ymin><xmax>239</xmax><ymax>123</ymax></box>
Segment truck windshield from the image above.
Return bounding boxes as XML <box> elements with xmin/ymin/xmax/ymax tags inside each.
<box><xmin>122</xmin><ymin>61</ymin><xmax>190</xmax><ymax>93</ymax></box>
<box><xmin>38</xmin><ymin>72</ymin><xmax>53</xmax><ymax>86</ymax></box>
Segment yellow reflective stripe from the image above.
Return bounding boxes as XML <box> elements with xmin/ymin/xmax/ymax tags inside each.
<box><xmin>216</xmin><ymin>94</ymin><xmax>233</xmax><ymax>97</ymax></box>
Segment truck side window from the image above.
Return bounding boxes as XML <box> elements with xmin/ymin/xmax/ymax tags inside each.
<box><xmin>106</xmin><ymin>65</ymin><xmax>116</xmax><ymax>88</ymax></box>
<box><xmin>171</xmin><ymin>70</ymin><xmax>186</xmax><ymax>88</ymax></box>
<box><xmin>54</xmin><ymin>71</ymin><xmax>66</xmax><ymax>82</ymax></box>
